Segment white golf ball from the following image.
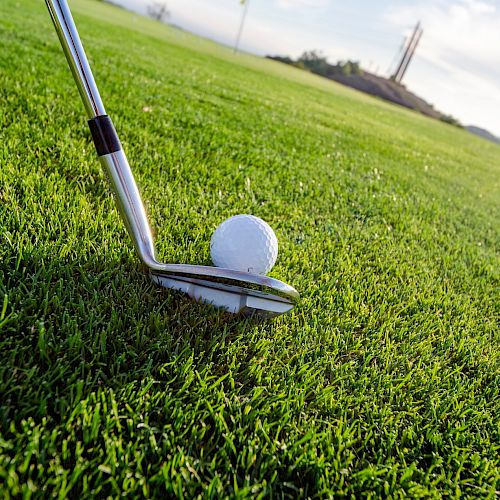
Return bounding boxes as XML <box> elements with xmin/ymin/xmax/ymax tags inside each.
<box><xmin>210</xmin><ymin>215</ymin><xmax>278</xmax><ymax>275</ymax></box>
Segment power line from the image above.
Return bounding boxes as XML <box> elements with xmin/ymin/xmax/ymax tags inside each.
<box><xmin>387</xmin><ymin>35</ymin><xmax>407</xmax><ymax>76</ymax></box>
<box><xmin>230</xmin><ymin>3</ymin><xmax>404</xmax><ymax>50</ymax></box>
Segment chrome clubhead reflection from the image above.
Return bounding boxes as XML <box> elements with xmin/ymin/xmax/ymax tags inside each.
<box><xmin>150</xmin><ymin>264</ymin><xmax>299</xmax><ymax>316</ymax></box>
<box><xmin>46</xmin><ymin>0</ymin><xmax>299</xmax><ymax>316</ymax></box>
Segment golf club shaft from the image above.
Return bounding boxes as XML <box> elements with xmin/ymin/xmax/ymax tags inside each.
<box><xmin>46</xmin><ymin>0</ymin><xmax>105</xmax><ymax>118</ymax></box>
<box><xmin>46</xmin><ymin>0</ymin><xmax>158</xmax><ymax>266</ymax></box>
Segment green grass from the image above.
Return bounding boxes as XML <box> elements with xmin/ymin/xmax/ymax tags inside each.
<box><xmin>1</xmin><ymin>0</ymin><xmax>499</xmax><ymax>496</ymax></box>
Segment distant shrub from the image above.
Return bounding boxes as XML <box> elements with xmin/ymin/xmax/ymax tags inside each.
<box><xmin>297</xmin><ymin>50</ymin><xmax>330</xmax><ymax>77</ymax></box>
<box><xmin>268</xmin><ymin>51</ymin><xmax>362</xmax><ymax>79</ymax></box>
<box><xmin>440</xmin><ymin>114</ymin><xmax>463</xmax><ymax>128</ymax></box>
<box><xmin>327</xmin><ymin>60</ymin><xmax>362</xmax><ymax>77</ymax></box>
<box><xmin>266</xmin><ymin>55</ymin><xmax>295</xmax><ymax>65</ymax></box>
<box><xmin>147</xmin><ymin>1</ymin><xmax>170</xmax><ymax>22</ymax></box>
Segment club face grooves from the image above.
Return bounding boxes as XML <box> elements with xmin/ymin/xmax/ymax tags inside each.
<box><xmin>150</xmin><ymin>270</ymin><xmax>296</xmax><ymax>304</ymax></box>
<box><xmin>150</xmin><ymin>270</ymin><xmax>296</xmax><ymax>317</ymax></box>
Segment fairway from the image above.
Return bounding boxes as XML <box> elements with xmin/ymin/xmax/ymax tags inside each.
<box><xmin>1</xmin><ymin>0</ymin><xmax>499</xmax><ymax>496</ymax></box>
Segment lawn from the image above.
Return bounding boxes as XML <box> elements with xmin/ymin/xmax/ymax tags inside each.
<box><xmin>0</xmin><ymin>0</ymin><xmax>499</xmax><ymax>496</ymax></box>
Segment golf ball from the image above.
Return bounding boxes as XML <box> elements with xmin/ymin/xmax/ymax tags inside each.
<box><xmin>210</xmin><ymin>215</ymin><xmax>278</xmax><ymax>275</ymax></box>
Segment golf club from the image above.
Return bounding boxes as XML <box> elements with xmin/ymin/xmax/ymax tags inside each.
<box><xmin>45</xmin><ymin>0</ymin><xmax>299</xmax><ymax>317</ymax></box>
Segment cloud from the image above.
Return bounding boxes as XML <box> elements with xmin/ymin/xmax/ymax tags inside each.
<box><xmin>276</xmin><ymin>0</ymin><xmax>329</xmax><ymax>9</ymax></box>
<box><xmin>384</xmin><ymin>0</ymin><xmax>500</xmax><ymax>74</ymax></box>
<box><xmin>383</xmin><ymin>0</ymin><xmax>500</xmax><ymax>132</ymax></box>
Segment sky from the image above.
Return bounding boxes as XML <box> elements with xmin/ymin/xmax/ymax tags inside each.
<box><xmin>116</xmin><ymin>0</ymin><xmax>500</xmax><ymax>136</ymax></box>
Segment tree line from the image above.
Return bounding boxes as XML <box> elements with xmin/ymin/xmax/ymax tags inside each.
<box><xmin>267</xmin><ymin>50</ymin><xmax>362</xmax><ymax>77</ymax></box>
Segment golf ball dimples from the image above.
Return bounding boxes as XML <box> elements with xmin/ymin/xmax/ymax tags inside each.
<box><xmin>210</xmin><ymin>215</ymin><xmax>278</xmax><ymax>275</ymax></box>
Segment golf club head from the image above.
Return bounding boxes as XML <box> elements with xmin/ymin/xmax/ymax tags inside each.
<box><xmin>150</xmin><ymin>264</ymin><xmax>299</xmax><ymax>317</ymax></box>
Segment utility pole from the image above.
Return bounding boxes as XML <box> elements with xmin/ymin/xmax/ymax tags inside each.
<box><xmin>387</xmin><ymin>36</ymin><xmax>407</xmax><ymax>76</ymax></box>
<box><xmin>397</xmin><ymin>26</ymin><xmax>423</xmax><ymax>82</ymax></box>
<box><xmin>391</xmin><ymin>22</ymin><xmax>423</xmax><ymax>83</ymax></box>
<box><xmin>234</xmin><ymin>0</ymin><xmax>250</xmax><ymax>54</ymax></box>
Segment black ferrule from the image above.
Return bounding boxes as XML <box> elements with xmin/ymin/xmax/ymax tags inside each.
<box><xmin>88</xmin><ymin>115</ymin><xmax>122</xmax><ymax>156</ymax></box>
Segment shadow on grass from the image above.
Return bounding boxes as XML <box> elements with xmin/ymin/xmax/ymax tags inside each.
<box><xmin>0</xmin><ymin>247</ymin><xmax>262</xmax><ymax>424</ymax></box>
<box><xmin>2</xmin><ymin>249</ymin><xmax>326</xmax><ymax>497</ymax></box>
